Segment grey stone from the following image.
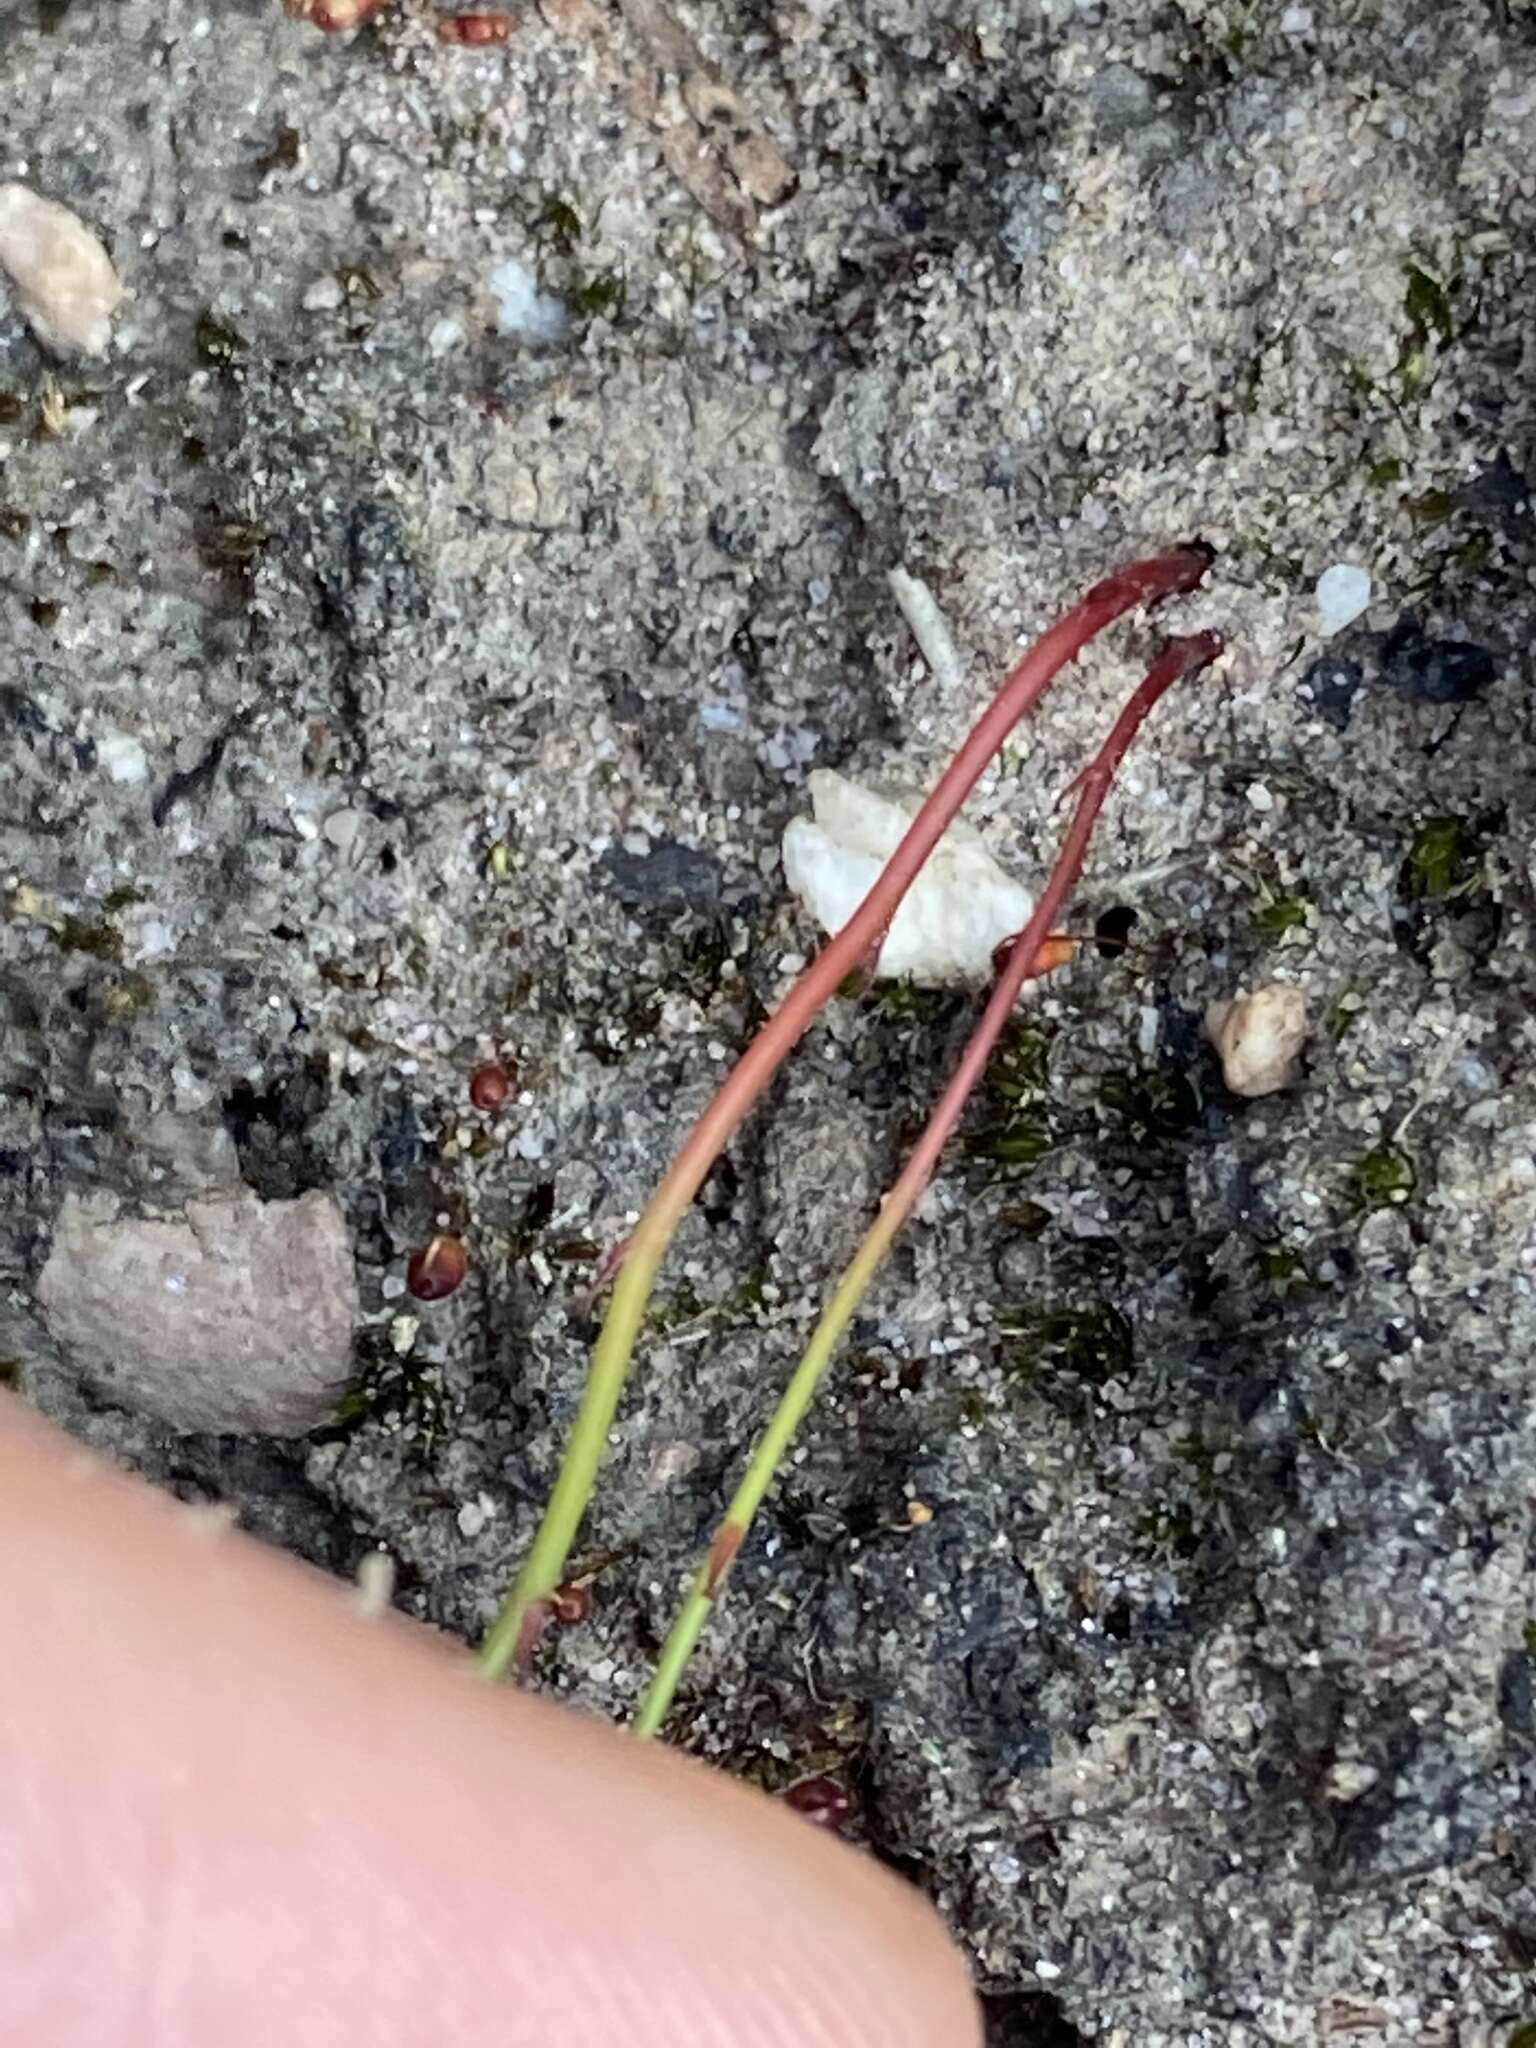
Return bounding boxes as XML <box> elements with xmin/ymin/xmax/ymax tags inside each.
<box><xmin>36</xmin><ymin>1190</ymin><xmax>357</xmax><ymax>1436</ymax></box>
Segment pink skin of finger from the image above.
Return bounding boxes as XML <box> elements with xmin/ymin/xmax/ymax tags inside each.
<box><xmin>0</xmin><ymin>1392</ymin><xmax>980</xmax><ymax>2048</ymax></box>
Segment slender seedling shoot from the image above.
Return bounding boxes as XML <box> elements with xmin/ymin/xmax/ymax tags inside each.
<box><xmin>480</xmin><ymin>547</ymin><xmax>1216</xmax><ymax>1682</ymax></box>
<box><xmin>632</xmin><ymin>630</ymin><xmax>1224</xmax><ymax>1736</ymax></box>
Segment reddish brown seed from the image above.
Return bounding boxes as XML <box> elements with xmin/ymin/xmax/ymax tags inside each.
<box><xmin>783</xmin><ymin>1775</ymin><xmax>853</xmax><ymax>1832</ymax></box>
<box><xmin>469</xmin><ymin>1060</ymin><xmax>512</xmax><ymax>1112</ymax></box>
<box><xmin>307</xmin><ymin>0</ymin><xmax>391</xmax><ymax>29</ymax></box>
<box><xmin>438</xmin><ymin>10</ymin><xmax>512</xmax><ymax>41</ymax></box>
<box><xmin>406</xmin><ymin>1234</ymin><xmax>467</xmax><ymax>1302</ymax></box>
<box><xmin>550</xmin><ymin>1582</ymin><xmax>591</xmax><ymax>1626</ymax></box>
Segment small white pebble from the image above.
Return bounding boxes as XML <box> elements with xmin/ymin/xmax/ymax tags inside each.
<box><xmin>97</xmin><ymin>731</ymin><xmax>148</xmax><ymax>785</ymax></box>
<box><xmin>1206</xmin><ymin>985</ymin><xmax>1309</xmax><ymax>1098</ymax></box>
<box><xmin>1315</xmin><ymin>562</ymin><xmax>1372</xmax><ymax>635</ymax></box>
<box><xmin>1246</xmin><ymin>781</ymin><xmax>1275</xmax><ymax>814</ymax></box>
<box><xmin>323</xmin><ymin>808</ymin><xmax>364</xmax><ymax>851</ymax></box>
<box><xmin>1035</xmin><ymin>1959</ymin><xmax>1063</xmax><ymax>1982</ymax></box>
<box><xmin>488</xmin><ymin>257</ymin><xmax>569</xmax><ymax>341</ymax></box>
<box><xmin>302</xmin><ymin>275</ymin><xmax>344</xmax><ymax>312</ymax></box>
<box><xmin>783</xmin><ymin>769</ymin><xmax>1032</xmax><ymax>985</ymax></box>
<box><xmin>1280</xmin><ymin>3</ymin><xmax>1314</xmax><ymax>30</ymax></box>
<box><xmin>457</xmin><ymin>1500</ymin><xmax>487</xmax><ymax>1539</ymax></box>
<box><xmin>427</xmin><ymin>315</ymin><xmax>465</xmax><ymax>358</ymax></box>
<box><xmin>0</xmin><ymin>182</ymin><xmax>124</xmax><ymax>357</ymax></box>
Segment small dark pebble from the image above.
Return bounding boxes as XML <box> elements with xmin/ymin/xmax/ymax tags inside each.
<box><xmin>1299</xmin><ymin>654</ymin><xmax>1363</xmax><ymax>731</ymax></box>
<box><xmin>1378</xmin><ymin>614</ymin><xmax>1495</xmax><ymax>705</ymax></box>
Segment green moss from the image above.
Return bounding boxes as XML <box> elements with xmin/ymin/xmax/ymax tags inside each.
<box><xmin>316</xmin><ymin>1328</ymin><xmax>449</xmax><ymax>1448</ymax></box>
<box><xmin>101</xmin><ymin>884</ymin><xmax>146</xmax><ymax>913</ymax></box>
<box><xmin>953</xmin><ymin>1390</ymin><xmax>992</xmax><ymax>1431</ymax></box>
<box><xmin>671</xmin><ymin>914</ymin><xmax>742</xmax><ymax>1006</ymax></box>
<box><xmin>1138</xmin><ymin>1501</ymin><xmax>1200</xmax><ymax>1562</ymax></box>
<box><xmin>1252</xmin><ymin>892</ymin><xmax>1310</xmax><ymax>942</ymax></box>
<box><xmin>1506</xmin><ymin>2024</ymin><xmax>1536</xmax><ymax>2048</ymax></box>
<box><xmin>103</xmin><ymin>971</ymin><xmax>156</xmax><ymax>1019</ymax></box>
<box><xmin>54</xmin><ymin>914</ymin><xmax>123</xmax><ymax>961</ymax></box>
<box><xmin>1258</xmin><ymin>1246</ymin><xmax>1311</xmax><ymax>1295</ymax></box>
<box><xmin>1365</xmin><ymin>456</ymin><xmax>1403</xmax><ymax>487</ymax></box>
<box><xmin>567</xmin><ymin>271</ymin><xmax>626</xmax><ymax>322</ymax></box>
<box><xmin>587</xmin><ymin>987</ymin><xmax>663</xmax><ymax>1064</ymax></box>
<box><xmin>1399</xmin><ymin>263</ymin><xmax>1454</xmax><ymax>397</ymax></box>
<box><xmin>870</xmin><ymin>977</ymin><xmax>951</xmax><ymax>1024</ymax></box>
<box><xmin>1327</xmin><ymin>993</ymin><xmax>1363</xmax><ymax>1041</ymax></box>
<box><xmin>1002</xmin><ymin>1303</ymin><xmax>1133</xmax><ymax>1384</ymax></box>
<box><xmin>1404</xmin><ymin>488</ymin><xmax>1458</xmax><ymax>527</ymax></box>
<box><xmin>1097</xmin><ymin>1067</ymin><xmax>1200</xmax><ymax>1143</ymax></box>
<box><xmin>538</xmin><ymin>194</ymin><xmax>583</xmax><ymax>251</ymax></box>
<box><xmin>195</xmin><ymin>312</ymin><xmax>246</xmax><ymax>366</ymax></box>
<box><xmin>1453</xmin><ymin>530</ymin><xmax>1492</xmax><ymax>577</ymax></box>
<box><xmin>1403</xmin><ymin>262</ymin><xmax>1454</xmax><ymax>345</ymax></box>
<box><xmin>967</xmin><ymin>1119</ymin><xmax>1056</xmax><ymax>1168</ymax></box>
<box><xmin>1402</xmin><ymin>816</ymin><xmax>1482</xmax><ymax>903</ymax></box>
<box><xmin>646</xmin><ymin>1281</ymin><xmax>708</xmax><ymax>1334</ymax></box>
<box><xmin>999</xmin><ymin>1201</ymin><xmax>1051</xmax><ymax>1240</ymax></box>
<box><xmin>985</xmin><ymin>1020</ymin><xmax>1053</xmax><ymax>1101</ymax></box>
<box><xmin>1350</xmin><ymin>1143</ymin><xmax>1416</xmax><ymax>1209</ymax></box>
<box><xmin>647</xmin><ymin>1268</ymin><xmax>768</xmax><ymax>1337</ymax></box>
<box><xmin>254</xmin><ymin>125</ymin><xmax>303</xmax><ymax>177</ymax></box>
<box><xmin>731</xmin><ymin>1700</ymin><xmax>868</xmax><ymax>1795</ymax></box>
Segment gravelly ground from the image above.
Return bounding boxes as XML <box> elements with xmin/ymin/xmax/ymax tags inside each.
<box><xmin>4</xmin><ymin>2</ymin><xmax>1536</xmax><ymax>2040</ymax></box>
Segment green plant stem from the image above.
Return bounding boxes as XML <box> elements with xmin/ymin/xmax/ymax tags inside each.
<box><xmin>479</xmin><ymin>550</ymin><xmax>1215</xmax><ymax>1681</ymax></box>
<box><xmin>633</xmin><ymin>631</ymin><xmax>1224</xmax><ymax>1738</ymax></box>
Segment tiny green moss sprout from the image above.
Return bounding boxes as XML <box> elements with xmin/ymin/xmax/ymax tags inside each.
<box><xmin>1403</xmin><ymin>816</ymin><xmax>1482</xmax><ymax>903</ymax></box>
<box><xmin>1253</xmin><ymin>891</ymin><xmax>1310</xmax><ymax>942</ymax></box>
<box><xmin>1002</xmin><ymin>1303</ymin><xmax>1134</xmax><ymax>1384</ymax></box>
<box><xmin>1351</xmin><ymin>1143</ymin><xmax>1416</xmax><ymax>1209</ymax></box>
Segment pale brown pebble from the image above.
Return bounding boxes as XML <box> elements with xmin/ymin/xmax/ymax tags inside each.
<box><xmin>0</xmin><ymin>183</ymin><xmax>124</xmax><ymax>357</ymax></box>
<box><xmin>1205</xmin><ymin>985</ymin><xmax>1309</xmax><ymax>1099</ymax></box>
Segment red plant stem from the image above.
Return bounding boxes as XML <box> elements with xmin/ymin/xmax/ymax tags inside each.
<box><xmin>479</xmin><ymin>551</ymin><xmax>1214</xmax><ymax>1679</ymax></box>
<box><xmin>636</xmin><ymin>550</ymin><xmax>1213</xmax><ymax>1237</ymax></box>
<box><xmin>867</xmin><ymin>632</ymin><xmax>1223</xmax><ymax>1225</ymax></box>
<box><xmin>630</xmin><ymin>631</ymin><xmax>1224</xmax><ymax>1735</ymax></box>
